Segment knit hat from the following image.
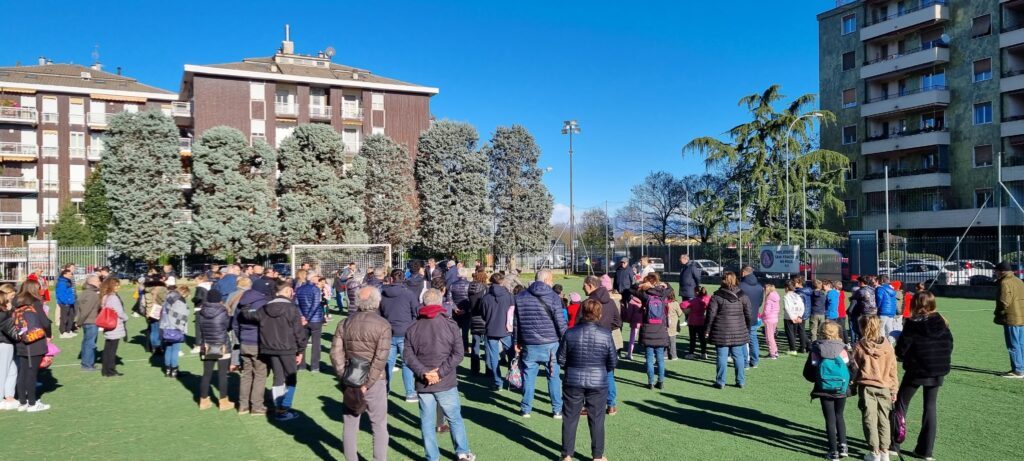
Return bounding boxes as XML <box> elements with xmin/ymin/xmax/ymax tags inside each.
<box><xmin>206</xmin><ymin>288</ymin><xmax>223</xmax><ymax>303</ymax></box>
<box><xmin>997</xmin><ymin>261</ymin><xmax>1013</xmax><ymax>272</ymax></box>
<box><xmin>569</xmin><ymin>292</ymin><xmax>581</xmax><ymax>303</ymax></box>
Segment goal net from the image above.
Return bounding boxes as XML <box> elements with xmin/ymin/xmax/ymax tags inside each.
<box><xmin>290</xmin><ymin>244</ymin><xmax>393</xmax><ymax>280</ymax></box>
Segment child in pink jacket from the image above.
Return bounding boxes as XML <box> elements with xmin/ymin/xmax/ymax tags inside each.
<box><xmin>761</xmin><ymin>283</ymin><xmax>781</xmax><ymax>359</ymax></box>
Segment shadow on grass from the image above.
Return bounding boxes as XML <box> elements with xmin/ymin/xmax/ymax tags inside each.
<box><xmin>317</xmin><ymin>394</ymin><xmax>425</xmax><ymax>461</ymax></box>
<box><xmin>263</xmin><ymin>407</ymin><xmax>344</xmax><ymax>461</ymax></box>
<box><xmin>949</xmin><ymin>364</ymin><xmax>1002</xmax><ymax>376</ymax></box>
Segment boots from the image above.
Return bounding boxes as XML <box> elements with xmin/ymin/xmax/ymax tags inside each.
<box><xmin>164</xmin><ymin>368</ymin><xmax>173</xmax><ymax>378</ymax></box>
<box><xmin>170</xmin><ymin>367</ymin><xmax>179</xmax><ymax>378</ymax></box>
<box><xmin>199</xmin><ymin>398</ymin><xmax>213</xmax><ymax>410</ymax></box>
<box><xmin>219</xmin><ymin>398</ymin><xmax>235</xmax><ymax>411</ymax></box>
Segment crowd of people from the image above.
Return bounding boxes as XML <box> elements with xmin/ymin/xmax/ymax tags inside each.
<box><xmin>0</xmin><ymin>255</ymin><xmax>1022</xmax><ymax>461</ymax></box>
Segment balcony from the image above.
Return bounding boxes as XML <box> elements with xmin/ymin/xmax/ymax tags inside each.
<box><xmin>0</xmin><ymin>178</ymin><xmax>38</xmax><ymax>193</ymax></box>
<box><xmin>309</xmin><ymin>106</ymin><xmax>331</xmax><ymax>119</ymax></box>
<box><xmin>274</xmin><ymin>102</ymin><xmax>298</xmax><ymax>117</ymax></box>
<box><xmin>861</xmin><ymin>45</ymin><xmax>949</xmax><ymax>80</ymax></box>
<box><xmin>176</xmin><ymin>174</ymin><xmax>192</xmax><ymax>189</ymax></box>
<box><xmin>69</xmin><ymin>147</ymin><xmax>86</xmax><ymax>160</ymax></box>
<box><xmin>342</xmin><ymin>108</ymin><xmax>364</xmax><ymax>121</ymax></box>
<box><xmin>0</xmin><ymin>106</ymin><xmax>38</xmax><ymax>125</ymax></box>
<box><xmin>1002</xmin><ymin>24</ymin><xmax>1024</xmax><ymax>48</ymax></box>
<box><xmin>861</xmin><ymin>128</ymin><xmax>949</xmax><ymax>156</ymax></box>
<box><xmin>0</xmin><ymin>143</ymin><xmax>38</xmax><ymax>159</ymax></box>
<box><xmin>0</xmin><ymin>212</ymin><xmax>38</xmax><ymax>230</ymax></box>
<box><xmin>173</xmin><ymin>210</ymin><xmax>192</xmax><ymax>224</ymax></box>
<box><xmin>862</xmin><ymin>169</ymin><xmax>950</xmax><ymax>193</ymax></box>
<box><xmin>862</xmin><ymin>207</ymin><xmax>999</xmax><ymax>231</ymax></box>
<box><xmin>1003</xmin><ymin>69</ymin><xmax>1024</xmax><ymax>93</ymax></box>
<box><xmin>1002</xmin><ymin>115</ymin><xmax>1024</xmax><ymax>137</ymax></box>
<box><xmin>861</xmin><ymin>1</ymin><xmax>949</xmax><ymax>42</ymax></box>
<box><xmin>171</xmin><ymin>102</ymin><xmax>191</xmax><ymax>117</ymax></box>
<box><xmin>42</xmin><ymin>180</ymin><xmax>58</xmax><ymax>192</ymax></box>
<box><xmin>861</xmin><ymin>86</ymin><xmax>949</xmax><ymax>118</ymax></box>
<box><xmin>179</xmin><ymin>137</ymin><xmax>192</xmax><ymax>155</ymax></box>
<box><xmin>41</xmin><ymin>112</ymin><xmax>58</xmax><ymax>124</ymax></box>
<box><xmin>87</xmin><ymin>112</ymin><xmax>109</xmax><ymax>129</ymax></box>
<box><xmin>87</xmin><ymin>146</ymin><xmax>103</xmax><ymax>161</ymax></box>
<box><xmin>41</xmin><ymin>146</ymin><xmax>58</xmax><ymax>158</ymax></box>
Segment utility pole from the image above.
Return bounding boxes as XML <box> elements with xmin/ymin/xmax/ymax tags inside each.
<box><xmin>738</xmin><ymin>186</ymin><xmax>743</xmax><ymax>268</ymax></box>
<box><xmin>884</xmin><ymin>165</ymin><xmax>891</xmax><ymax>261</ymax></box>
<box><xmin>998</xmin><ymin>151</ymin><xmax>1003</xmax><ymax>259</ymax></box>
<box><xmin>605</xmin><ymin>200</ymin><xmax>610</xmax><ymax>275</ymax></box>
<box><xmin>561</xmin><ymin>120</ymin><xmax>580</xmax><ymax>275</ymax></box>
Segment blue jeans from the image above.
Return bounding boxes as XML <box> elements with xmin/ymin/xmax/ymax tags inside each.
<box><xmin>149</xmin><ymin>321</ymin><xmax>161</xmax><ymax>349</ymax></box>
<box><xmin>1005</xmin><ymin>325</ymin><xmax>1024</xmax><ymax>374</ymax></box>
<box><xmin>715</xmin><ymin>345</ymin><xmax>747</xmax><ymax>387</ymax></box>
<box><xmin>645</xmin><ymin>346</ymin><xmax>665</xmax><ymax>384</ymax></box>
<box><xmin>335</xmin><ymin>293</ymin><xmax>346</xmax><ymax>312</ymax></box>
<box><xmin>607</xmin><ymin>370</ymin><xmax>617</xmax><ymax>407</ymax></box>
<box><xmin>163</xmin><ymin>342</ymin><xmax>181</xmax><ymax>368</ymax></box>
<box><xmin>748</xmin><ymin>326</ymin><xmax>760</xmax><ymax>367</ymax></box>
<box><xmin>80</xmin><ymin>324</ymin><xmax>98</xmax><ymax>368</ymax></box>
<box><xmin>386</xmin><ymin>336</ymin><xmax>416</xmax><ymax>397</ymax></box>
<box><xmin>486</xmin><ymin>336</ymin><xmax>511</xmax><ymax>388</ymax></box>
<box><xmin>520</xmin><ymin>342</ymin><xmax>562</xmax><ymax>415</ymax></box>
<box><xmin>418</xmin><ymin>387</ymin><xmax>471</xmax><ymax>461</ymax></box>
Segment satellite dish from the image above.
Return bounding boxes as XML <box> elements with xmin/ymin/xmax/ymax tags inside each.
<box><xmin>325</xmin><ymin>46</ymin><xmax>336</xmax><ymax>58</ymax></box>
<box><xmin>940</xmin><ymin>34</ymin><xmax>951</xmax><ymax>45</ymax></box>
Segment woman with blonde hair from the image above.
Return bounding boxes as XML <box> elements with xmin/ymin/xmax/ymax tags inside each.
<box><xmin>705</xmin><ymin>272</ymin><xmax>753</xmax><ymax>389</ymax></box>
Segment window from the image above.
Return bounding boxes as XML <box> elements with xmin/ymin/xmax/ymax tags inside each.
<box><xmin>43</xmin><ymin>198</ymin><xmax>58</xmax><ymax>224</ymax></box>
<box><xmin>972</xmin><ymin>14</ymin><xmax>992</xmax><ymax>38</ymax></box>
<box><xmin>974</xmin><ymin>59</ymin><xmax>992</xmax><ymax>82</ymax></box>
<box><xmin>845</xmin><ymin>161</ymin><xmax>858</xmax><ymax>180</ymax></box>
<box><xmin>371</xmin><ymin>93</ymin><xmax>384</xmax><ymax>111</ymax></box>
<box><xmin>842</xmin><ymin>125</ymin><xmax>857</xmax><ymax>145</ymax></box>
<box><xmin>372</xmin><ymin>126</ymin><xmax>385</xmax><ymax>136</ymax></box>
<box><xmin>69</xmin><ymin>132</ymin><xmax>85</xmax><ymax>159</ymax></box>
<box><xmin>69</xmin><ymin>99</ymin><xmax>84</xmax><ymax>125</ymax></box>
<box><xmin>250</xmin><ymin>119</ymin><xmax>266</xmax><ymax>137</ymax></box>
<box><xmin>70</xmin><ymin>165</ymin><xmax>85</xmax><ymax>192</ymax></box>
<box><xmin>974</xmin><ymin>102</ymin><xmax>993</xmax><ymax>125</ymax></box>
<box><xmin>974</xmin><ymin>145</ymin><xmax>994</xmax><ymax>167</ymax></box>
<box><xmin>842</xmin><ymin>89</ymin><xmax>857</xmax><ymax>108</ymax></box>
<box><xmin>842</xmin><ymin>14</ymin><xmax>857</xmax><ymax>35</ymax></box>
<box><xmin>975</xmin><ymin>188</ymin><xmax>993</xmax><ymax>208</ymax></box>
<box><xmin>843</xmin><ymin>200</ymin><xmax>858</xmax><ymax>218</ymax></box>
<box><xmin>122</xmin><ymin>104</ymin><xmax>138</xmax><ymax>113</ymax></box>
<box><xmin>249</xmin><ymin>82</ymin><xmax>265</xmax><ymax>100</ymax></box>
<box><xmin>842</xmin><ymin>51</ymin><xmax>856</xmax><ymax>71</ymax></box>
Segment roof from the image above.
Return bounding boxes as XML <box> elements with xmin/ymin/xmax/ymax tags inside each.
<box><xmin>0</xmin><ymin>63</ymin><xmax>176</xmax><ymax>97</ymax></box>
<box><xmin>187</xmin><ymin>55</ymin><xmax>438</xmax><ymax>95</ymax></box>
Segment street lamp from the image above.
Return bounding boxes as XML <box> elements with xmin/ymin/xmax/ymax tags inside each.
<box><xmin>784</xmin><ymin>111</ymin><xmax>824</xmax><ymax>247</ymax></box>
<box><xmin>562</xmin><ymin>120</ymin><xmax>580</xmax><ymax>274</ymax></box>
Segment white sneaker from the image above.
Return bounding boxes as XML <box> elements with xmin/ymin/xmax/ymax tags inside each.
<box><xmin>191</xmin><ymin>346</ymin><xmax>201</xmax><ymax>354</ymax></box>
<box><xmin>131</xmin><ymin>312</ymin><xmax>141</xmax><ymax>318</ymax></box>
<box><xmin>880</xmin><ymin>453</ymin><xmax>890</xmax><ymax>461</ymax></box>
<box><xmin>392</xmin><ymin>366</ymin><xmax>399</xmax><ymax>372</ymax></box>
<box><xmin>552</xmin><ymin>413</ymin><xmax>562</xmax><ymax>420</ymax></box>
<box><xmin>863</xmin><ymin>453</ymin><xmax>880</xmax><ymax>461</ymax></box>
<box><xmin>178</xmin><ymin>351</ymin><xmax>185</xmax><ymax>357</ymax></box>
<box><xmin>0</xmin><ymin>400</ymin><xmax>18</xmax><ymax>410</ymax></box>
<box><xmin>26</xmin><ymin>401</ymin><xmax>50</xmax><ymax>412</ymax></box>
<box><xmin>17</xmin><ymin>404</ymin><xmax>28</xmax><ymax>412</ymax></box>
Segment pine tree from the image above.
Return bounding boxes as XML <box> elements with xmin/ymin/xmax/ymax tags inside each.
<box><xmin>484</xmin><ymin>125</ymin><xmax>553</xmax><ymax>263</ymax></box>
<box><xmin>191</xmin><ymin>126</ymin><xmax>279</xmax><ymax>259</ymax></box>
<box><xmin>360</xmin><ymin>134</ymin><xmax>417</xmax><ymax>249</ymax></box>
<box><xmin>82</xmin><ymin>164</ymin><xmax>111</xmax><ymax>245</ymax></box>
<box><xmin>102</xmin><ymin>111</ymin><xmax>190</xmax><ymax>261</ymax></box>
<box><xmin>415</xmin><ymin>120</ymin><xmax>491</xmax><ymax>256</ymax></box>
<box><xmin>277</xmin><ymin>124</ymin><xmax>366</xmax><ymax>245</ymax></box>
<box><xmin>51</xmin><ymin>204</ymin><xmax>92</xmax><ymax>246</ymax></box>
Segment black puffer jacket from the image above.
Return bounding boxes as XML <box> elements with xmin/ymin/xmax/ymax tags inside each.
<box><xmin>12</xmin><ymin>301</ymin><xmax>50</xmax><ymax>358</ymax></box>
<box><xmin>197</xmin><ymin>302</ymin><xmax>231</xmax><ymax>347</ymax></box>
<box><xmin>705</xmin><ymin>287</ymin><xmax>752</xmax><ymax>347</ymax></box>
<box><xmin>468</xmin><ymin>282</ymin><xmax>488</xmax><ymax>336</ymax></box>
<box><xmin>637</xmin><ymin>285</ymin><xmax>671</xmax><ymax>347</ymax></box>
<box><xmin>557</xmin><ymin>321</ymin><xmax>617</xmax><ymax>389</ymax></box>
<box><xmin>480</xmin><ymin>284</ymin><xmax>514</xmax><ymax>338</ymax></box>
<box><xmin>896</xmin><ymin>313</ymin><xmax>953</xmax><ymax>379</ymax></box>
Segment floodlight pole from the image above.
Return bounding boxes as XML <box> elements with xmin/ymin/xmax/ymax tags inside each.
<box><xmin>784</xmin><ymin>112</ymin><xmax>824</xmax><ymax>247</ymax></box>
<box><xmin>562</xmin><ymin>120</ymin><xmax>580</xmax><ymax>275</ymax></box>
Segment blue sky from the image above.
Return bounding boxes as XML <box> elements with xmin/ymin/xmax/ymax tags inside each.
<box><xmin>3</xmin><ymin>0</ymin><xmax>830</xmax><ymax>221</ymax></box>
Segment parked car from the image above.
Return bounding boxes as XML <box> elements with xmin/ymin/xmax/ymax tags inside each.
<box><xmin>877</xmin><ymin>259</ymin><xmax>898</xmax><ymax>276</ymax></box>
<box><xmin>889</xmin><ymin>262</ymin><xmax>969</xmax><ymax>286</ymax></box>
<box><xmin>950</xmin><ymin>259</ymin><xmax>995</xmax><ymax>283</ymax></box>
<box><xmin>272</xmin><ymin>262</ymin><xmax>292</xmax><ymax>277</ymax></box>
<box><xmin>692</xmin><ymin>259</ymin><xmax>723</xmax><ymax>277</ymax></box>
<box><xmin>648</xmin><ymin>257</ymin><xmax>665</xmax><ymax>273</ymax></box>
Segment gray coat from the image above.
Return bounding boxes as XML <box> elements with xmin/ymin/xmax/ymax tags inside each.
<box><xmin>101</xmin><ymin>294</ymin><xmax>129</xmax><ymax>340</ymax></box>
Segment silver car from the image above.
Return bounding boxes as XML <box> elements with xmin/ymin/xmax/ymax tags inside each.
<box><xmin>692</xmin><ymin>259</ymin><xmax>723</xmax><ymax>277</ymax></box>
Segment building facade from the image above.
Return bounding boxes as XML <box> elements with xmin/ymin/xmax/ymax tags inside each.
<box><xmin>819</xmin><ymin>0</ymin><xmax>1024</xmax><ymax>235</ymax></box>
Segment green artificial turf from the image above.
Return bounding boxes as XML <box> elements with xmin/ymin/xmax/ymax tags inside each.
<box><xmin>2</xmin><ymin>278</ymin><xmax>1022</xmax><ymax>460</ymax></box>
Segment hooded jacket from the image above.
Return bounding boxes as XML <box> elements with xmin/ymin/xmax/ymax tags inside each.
<box><xmin>587</xmin><ymin>286</ymin><xmax>622</xmax><ymax>332</ymax></box>
<box><xmin>330</xmin><ymin>310</ymin><xmax>391</xmax><ymax>390</ymax></box>
<box><xmin>468</xmin><ymin>281</ymin><xmax>489</xmax><ymax>335</ymax></box>
<box><xmin>480</xmin><ymin>284</ymin><xmax>514</xmax><ymax>338</ymax></box>
<box><xmin>995</xmin><ymin>271</ymin><xmax>1024</xmax><ymax>326</ymax></box>
<box><xmin>242</xmin><ymin>296</ymin><xmax>306</xmax><ymax>356</ymax></box>
<box><xmin>12</xmin><ymin>303</ymin><xmax>51</xmax><ymax>358</ymax></box>
<box><xmin>380</xmin><ymin>284</ymin><xmax>419</xmax><ymax>337</ymax></box>
<box><xmin>637</xmin><ymin>284</ymin><xmax>672</xmax><ymax>347</ymax></box>
<box><xmin>233</xmin><ymin>289</ymin><xmax>268</xmax><ymax>346</ymax></box>
<box><xmin>557</xmin><ymin>321</ymin><xmax>617</xmax><ymax>389</ymax></box>
<box><xmin>896</xmin><ymin>313</ymin><xmax>953</xmax><ymax>379</ymax></box>
<box><xmin>404</xmin><ymin>306</ymin><xmax>464</xmax><ymax>393</ymax></box>
<box><xmin>783</xmin><ymin>292</ymin><xmax>805</xmax><ymax>321</ymax></box>
<box><xmin>405</xmin><ymin>273</ymin><xmax>427</xmax><ymax>300</ymax></box>
<box><xmin>803</xmin><ymin>339</ymin><xmax>851</xmax><ymax>399</ymax></box>
<box><xmin>796</xmin><ymin>284</ymin><xmax>814</xmax><ymax>320</ymax></box>
<box><xmin>56</xmin><ymin>275</ymin><xmax>76</xmax><ymax>305</ymax></box>
<box><xmin>705</xmin><ymin>287</ymin><xmax>753</xmax><ymax>347</ymax></box>
<box><xmin>295</xmin><ymin>282</ymin><xmax>324</xmax><ymax>323</ymax></box>
<box><xmin>514</xmin><ymin>281</ymin><xmax>568</xmax><ymax>346</ymax></box>
<box><xmin>876</xmin><ymin>283</ymin><xmax>898</xmax><ymax>317</ymax></box>
<box><xmin>739</xmin><ymin>274</ymin><xmax>764</xmax><ymax>322</ymax></box>
<box><xmin>850</xmin><ymin>285</ymin><xmax>877</xmax><ymax>317</ymax></box>
<box><xmin>197</xmin><ymin>301</ymin><xmax>231</xmax><ymax>347</ymax></box>
<box><xmin>851</xmin><ymin>337</ymin><xmax>899</xmax><ymax>393</ymax></box>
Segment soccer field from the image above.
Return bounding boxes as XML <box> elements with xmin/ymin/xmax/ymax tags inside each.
<box><xmin>3</xmin><ymin>278</ymin><xmax>1022</xmax><ymax>460</ymax></box>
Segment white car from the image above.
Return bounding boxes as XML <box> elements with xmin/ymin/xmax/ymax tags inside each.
<box><xmin>950</xmin><ymin>259</ymin><xmax>995</xmax><ymax>279</ymax></box>
<box><xmin>890</xmin><ymin>263</ymin><xmax>969</xmax><ymax>286</ymax></box>
<box><xmin>878</xmin><ymin>260</ymin><xmax>898</xmax><ymax>276</ymax></box>
<box><xmin>692</xmin><ymin>259</ymin><xmax>723</xmax><ymax>277</ymax></box>
<box><xmin>648</xmin><ymin>257</ymin><xmax>665</xmax><ymax>273</ymax></box>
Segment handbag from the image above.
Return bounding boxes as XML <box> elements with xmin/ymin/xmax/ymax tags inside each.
<box><xmin>507</xmin><ymin>353</ymin><xmax>523</xmax><ymax>389</ymax></box>
<box><xmin>893</xmin><ymin>406</ymin><xmax>907</xmax><ymax>444</ymax></box>
<box><xmin>161</xmin><ymin>328</ymin><xmax>185</xmax><ymax>344</ymax></box>
<box><xmin>201</xmin><ymin>343</ymin><xmax>228</xmax><ymax>361</ymax></box>
<box><xmin>341</xmin><ymin>356</ymin><xmax>371</xmax><ymax>388</ymax></box>
<box><xmin>96</xmin><ymin>307</ymin><xmax>118</xmax><ymax>330</ymax></box>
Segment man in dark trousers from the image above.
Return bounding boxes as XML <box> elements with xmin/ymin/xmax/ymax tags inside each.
<box><xmin>677</xmin><ymin>254</ymin><xmax>702</xmax><ymax>301</ymax></box>
<box><xmin>240</xmin><ymin>279</ymin><xmax>306</xmax><ymax>422</ymax></box>
<box><xmin>739</xmin><ymin>266</ymin><xmax>764</xmax><ymax>369</ymax></box>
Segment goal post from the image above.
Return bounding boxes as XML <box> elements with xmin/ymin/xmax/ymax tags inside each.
<box><xmin>290</xmin><ymin>244</ymin><xmax>393</xmax><ymax>280</ymax></box>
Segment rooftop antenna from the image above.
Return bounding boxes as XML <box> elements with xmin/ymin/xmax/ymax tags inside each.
<box><xmin>281</xmin><ymin>24</ymin><xmax>295</xmax><ymax>54</ymax></box>
<box><xmin>91</xmin><ymin>44</ymin><xmax>100</xmax><ymax>63</ymax></box>
<box><xmin>325</xmin><ymin>46</ymin><xmax>336</xmax><ymax>60</ymax></box>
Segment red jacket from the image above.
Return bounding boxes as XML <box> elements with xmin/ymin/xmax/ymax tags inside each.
<box><xmin>902</xmin><ymin>292</ymin><xmax>914</xmax><ymax>318</ymax></box>
<box><xmin>837</xmin><ymin>291</ymin><xmax>847</xmax><ymax>319</ymax></box>
<box><xmin>566</xmin><ymin>302</ymin><xmax>581</xmax><ymax>328</ymax></box>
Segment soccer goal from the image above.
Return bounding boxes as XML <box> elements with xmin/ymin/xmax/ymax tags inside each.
<box><xmin>290</xmin><ymin>244</ymin><xmax>393</xmax><ymax>279</ymax></box>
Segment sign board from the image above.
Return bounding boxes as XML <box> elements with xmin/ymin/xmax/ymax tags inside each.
<box><xmin>759</xmin><ymin>245</ymin><xmax>800</xmax><ymax>273</ymax></box>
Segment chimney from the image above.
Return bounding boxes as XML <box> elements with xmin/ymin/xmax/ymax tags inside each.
<box><xmin>281</xmin><ymin>24</ymin><xmax>295</xmax><ymax>55</ymax></box>
<box><xmin>116</xmin><ymin>66</ymin><xmax>122</xmax><ymax>76</ymax></box>
<box><xmin>91</xmin><ymin>61</ymin><xmax>103</xmax><ymax>71</ymax></box>
<box><xmin>38</xmin><ymin>56</ymin><xmax>46</xmax><ymax>66</ymax></box>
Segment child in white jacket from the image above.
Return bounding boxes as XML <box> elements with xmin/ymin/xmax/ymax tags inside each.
<box><xmin>783</xmin><ymin>280</ymin><xmax>808</xmax><ymax>355</ymax></box>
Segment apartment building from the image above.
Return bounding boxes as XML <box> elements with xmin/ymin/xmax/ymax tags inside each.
<box><xmin>0</xmin><ymin>60</ymin><xmax>185</xmax><ymax>246</ymax></box>
<box><xmin>819</xmin><ymin>0</ymin><xmax>1024</xmax><ymax>236</ymax></box>
<box><xmin>178</xmin><ymin>27</ymin><xmax>438</xmax><ymax>159</ymax></box>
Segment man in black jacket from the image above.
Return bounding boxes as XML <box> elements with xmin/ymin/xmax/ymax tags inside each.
<box><xmin>241</xmin><ymin>279</ymin><xmax>305</xmax><ymax>422</ymax></box>
<box><xmin>381</xmin><ymin>269</ymin><xmax>421</xmax><ymax>401</ymax></box>
<box><xmin>583</xmin><ymin>275</ymin><xmax>622</xmax><ymax>415</ymax></box>
<box><xmin>678</xmin><ymin>254</ymin><xmax>701</xmax><ymax>301</ymax></box>
<box><xmin>739</xmin><ymin>266</ymin><xmax>764</xmax><ymax>369</ymax></box>
<box><xmin>479</xmin><ymin>273</ymin><xmax>514</xmax><ymax>390</ymax></box>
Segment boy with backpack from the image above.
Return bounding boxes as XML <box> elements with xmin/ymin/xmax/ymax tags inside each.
<box><xmin>803</xmin><ymin>321</ymin><xmax>851</xmax><ymax>461</ymax></box>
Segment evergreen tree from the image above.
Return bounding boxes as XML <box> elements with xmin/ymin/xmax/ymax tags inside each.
<box><xmin>415</xmin><ymin>120</ymin><xmax>491</xmax><ymax>256</ymax></box>
<box><xmin>192</xmin><ymin>126</ymin><xmax>279</xmax><ymax>259</ymax></box>
<box><xmin>277</xmin><ymin>124</ymin><xmax>366</xmax><ymax>245</ymax></box>
<box><xmin>484</xmin><ymin>125</ymin><xmax>552</xmax><ymax>262</ymax></box>
<box><xmin>360</xmin><ymin>134</ymin><xmax>417</xmax><ymax>249</ymax></box>
<box><xmin>82</xmin><ymin>165</ymin><xmax>111</xmax><ymax>245</ymax></box>
<box><xmin>51</xmin><ymin>204</ymin><xmax>92</xmax><ymax>246</ymax></box>
<box><xmin>102</xmin><ymin>111</ymin><xmax>190</xmax><ymax>261</ymax></box>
